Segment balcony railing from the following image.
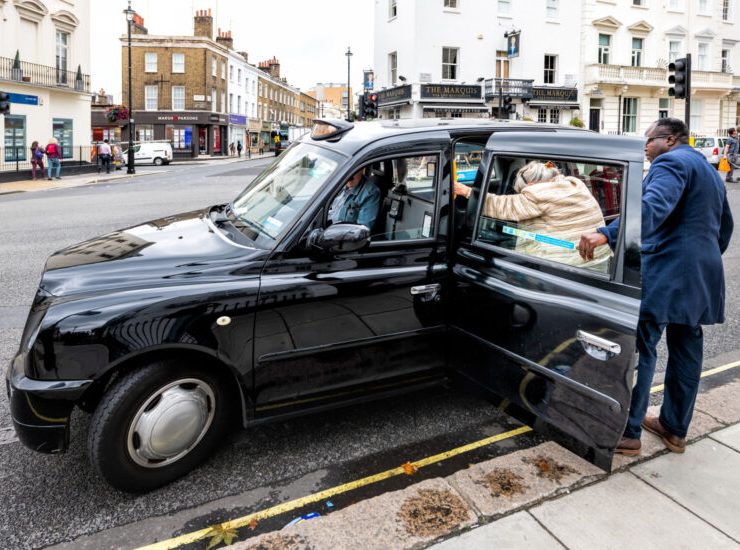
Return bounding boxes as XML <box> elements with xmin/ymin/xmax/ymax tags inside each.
<box><xmin>484</xmin><ymin>78</ymin><xmax>534</xmax><ymax>100</ymax></box>
<box><xmin>0</xmin><ymin>56</ymin><xmax>91</xmax><ymax>93</ymax></box>
<box><xmin>586</xmin><ymin>64</ymin><xmax>733</xmax><ymax>90</ymax></box>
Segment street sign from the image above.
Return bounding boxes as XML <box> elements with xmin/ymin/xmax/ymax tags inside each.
<box><xmin>8</xmin><ymin>93</ymin><xmax>39</xmax><ymax>106</ymax></box>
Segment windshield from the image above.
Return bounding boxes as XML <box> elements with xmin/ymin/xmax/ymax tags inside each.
<box><xmin>230</xmin><ymin>143</ymin><xmax>342</xmax><ymax>248</ymax></box>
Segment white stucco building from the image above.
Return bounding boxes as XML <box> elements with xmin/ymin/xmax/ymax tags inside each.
<box><xmin>372</xmin><ymin>0</ymin><xmax>740</xmax><ymax>135</ymax></box>
<box><xmin>0</xmin><ymin>0</ymin><xmax>91</xmax><ymax>163</ymax></box>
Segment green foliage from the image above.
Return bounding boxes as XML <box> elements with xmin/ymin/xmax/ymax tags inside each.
<box><xmin>13</xmin><ymin>50</ymin><xmax>21</xmax><ymax>69</ymax></box>
<box><xmin>569</xmin><ymin>117</ymin><xmax>585</xmax><ymax>128</ymax></box>
<box><xmin>205</xmin><ymin>525</ymin><xmax>239</xmax><ymax>549</ymax></box>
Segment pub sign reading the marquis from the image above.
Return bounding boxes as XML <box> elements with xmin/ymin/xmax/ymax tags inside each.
<box><xmin>377</xmin><ymin>85</ymin><xmax>412</xmax><ymax>106</ymax></box>
<box><xmin>420</xmin><ymin>84</ymin><xmax>482</xmax><ymax>100</ymax></box>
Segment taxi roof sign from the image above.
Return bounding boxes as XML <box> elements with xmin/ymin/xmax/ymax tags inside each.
<box><xmin>310</xmin><ymin>118</ymin><xmax>354</xmax><ymax>141</ymax></box>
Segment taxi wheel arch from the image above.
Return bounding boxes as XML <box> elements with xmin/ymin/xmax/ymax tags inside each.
<box><xmin>87</xmin><ymin>358</ymin><xmax>237</xmax><ymax>492</ymax></box>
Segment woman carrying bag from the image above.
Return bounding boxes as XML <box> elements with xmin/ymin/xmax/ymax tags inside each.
<box><xmin>721</xmin><ymin>127</ymin><xmax>738</xmax><ymax>183</ymax></box>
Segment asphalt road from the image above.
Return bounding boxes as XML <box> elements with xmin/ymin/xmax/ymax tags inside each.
<box><xmin>1</xmin><ymin>158</ymin><xmax>739</xmax><ymax>549</ymax></box>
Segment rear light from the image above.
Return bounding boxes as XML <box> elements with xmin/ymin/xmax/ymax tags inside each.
<box><xmin>713</xmin><ymin>147</ymin><xmax>719</xmax><ymax>156</ymax></box>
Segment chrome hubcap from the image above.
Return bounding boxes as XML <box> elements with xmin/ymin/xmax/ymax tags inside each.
<box><xmin>127</xmin><ymin>378</ymin><xmax>215</xmax><ymax>468</ymax></box>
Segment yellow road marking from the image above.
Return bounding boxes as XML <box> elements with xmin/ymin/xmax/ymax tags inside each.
<box><xmin>137</xmin><ymin>358</ymin><xmax>740</xmax><ymax>550</ymax></box>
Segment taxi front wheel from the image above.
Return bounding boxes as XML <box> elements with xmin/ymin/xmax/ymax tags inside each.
<box><xmin>87</xmin><ymin>360</ymin><xmax>232</xmax><ymax>493</ymax></box>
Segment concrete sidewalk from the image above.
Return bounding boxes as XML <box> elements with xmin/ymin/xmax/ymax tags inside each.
<box><xmin>232</xmin><ymin>379</ymin><xmax>740</xmax><ymax>550</ymax></box>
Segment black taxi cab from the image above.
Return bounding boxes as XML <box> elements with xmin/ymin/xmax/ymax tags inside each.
<box><xmin>7</xmin><ymin>119</ymin><xmax>644</xmax><ymax>492</ymax></box>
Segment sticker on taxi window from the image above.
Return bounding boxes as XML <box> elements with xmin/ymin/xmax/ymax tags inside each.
<box><xmin>502</xmin><ymin>225</ymin><xmax>575</xmax><ymax>250</ymax></box>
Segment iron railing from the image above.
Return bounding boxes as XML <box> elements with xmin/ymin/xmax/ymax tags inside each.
<box><xmin>0</xmin><ymin>56</ymin><xmax>91</xmax><ymax>93</ymax></box>
<box><xmin>1</xmin><ymin>145</ymin><xmax>98</xmax><ymax>173</ymax></box>
<box><xmin>484</xmin><ymin>78</ymin><xmax>534</xmax><ymax>100</ymax></box>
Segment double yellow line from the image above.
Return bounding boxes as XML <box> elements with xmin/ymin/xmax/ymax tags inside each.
<box><xmin>139</xmin><ymin>359</ymin><xmax>740</xmax><ymax>550</ymax></box>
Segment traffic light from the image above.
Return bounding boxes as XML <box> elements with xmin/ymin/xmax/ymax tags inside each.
<box><xmin>359</xmin><ymin>92</ymin><xmax>367</xmax><ymax>119</ymax></box>
<box><xmin>364</xmin><ymin>92</ymin><xmax>378</xmax><ymax>119</ymax></box>
<box><xmin>0</xmin><ymin>91</ymin><xmax>10</xmax><ymax>116</ymax></box>
<box><xmin>503</xmin><ymin>95</ymin><xmax>515</xmax><ymax>115</ymax></box>
<box><xmin>668</xmin><ymin>57</ymin><xmax>689</xmax><ymax>99</ymax></box>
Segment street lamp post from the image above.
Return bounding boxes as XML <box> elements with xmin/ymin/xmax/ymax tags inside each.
<box><xmin>124</xmin><ymin>0</ymin><xmax>135</xmax><ymax>174</ymax></box>
<box><xmin>345</xmin><ymin>47</ymin><xmax>353</xmax><ymax>120</ymax></box>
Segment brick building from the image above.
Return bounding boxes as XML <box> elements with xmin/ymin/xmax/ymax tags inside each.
<box><xmin>307</xmin><ymin>83</ymin><xmax>353</xmax><ymax>116</ymax></box>
<box><xmin>256</xmin><ymin>57</ymin><xmax>302</xmax><ymax>148</ymax></box>
<box><xmin>118</xmin><ymin>9</ymin><xmax>229</xmax><ymax>157</ymax></box>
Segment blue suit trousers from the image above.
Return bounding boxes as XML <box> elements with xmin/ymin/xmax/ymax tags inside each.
<box><xmin>623</xmin><ymin>320</ymin><xmax>703</xmax><ymax>439</ymax></box>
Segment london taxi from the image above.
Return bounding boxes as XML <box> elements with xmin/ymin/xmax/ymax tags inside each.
<box><xmin>7</xmin><ymin>118</ymin><xmax>644</xmax><ymax>492</ymax></box>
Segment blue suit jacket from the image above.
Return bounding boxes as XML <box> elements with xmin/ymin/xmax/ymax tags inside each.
<box><xmin>599</xmin><ymin>144</ymin><xmax>733</xmax><ymax>325</ymax></box>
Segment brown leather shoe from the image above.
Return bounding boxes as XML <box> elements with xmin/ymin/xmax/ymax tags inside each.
<box><xmin>642</xmin><ymin>415</ymin><xmax>686</xmax><ymax>453</ymax></box>
<box><xmin>615</xmin><ymin>437</ymin><xmax>641</xmax><ymax>456</ymax></box>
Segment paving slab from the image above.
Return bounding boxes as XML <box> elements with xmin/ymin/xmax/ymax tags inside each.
<box><xmin>447</xmin><ymin>441</ymin><xmax>603</xmax><ymax>520</ymax></box>
<box><xmin>710</xmin><ymin>423</ymin><xmax>740</xmax><ymax>453</ymax></box>
<box><xmin>530</xmin><ymin>471</ymin><xmax>739</xmax><ymax>550</ymax></box>
<box><xmin>428</xmin><ymin>511</ymin><xmax>564</xmax><ymax>550</ymax></box>
<box><xmin>632</xmin><ymin>437</ymin><xmax>740</xmax><ymax>542</ymax></box>
<box><xmin>695</xmin><ymin>379</ymin><xmax>740</xmax><ymax>424</ymax></box>
<box><xmin>612</xmin><ymin>406</ymin><xmax>722</xmax><ymax>469</ymax></box>
<box><xmin>231</xmin><ymin>477</ymin><xmax>477</xmax><ymax>550</ymax></box>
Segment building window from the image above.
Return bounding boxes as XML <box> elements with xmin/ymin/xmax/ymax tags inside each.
<box><xmin>389</xmin><ymin>0</ymin><xmax>397</xmax><ymax>18</ymax></box>
<box><xmin>668</xmin><ymin>40</ymin><xmax>682</xmax><ymax>63</ymax></box>
<box><xmin>388</xmin><ymin>51</ymin><xmax>398</xmax><ymax>85</ymax></box>
<box><xmin>212</xmin><ymin>57</ymin><xmax>217</xmax><ymax>77</ymax></box>
<box><xmin>631</xmin><ymin>37</ymin><xmax>643</xmax><ymax>67</ymax></box>
<box><xmin>211</xmin><ymin>88</ymin><xmax>217</xmax><ymax>111</ymax></box>
<box><xmin>53</xmin><ymin>119</ymin><xmax>73</xmax><ymax>159</ymax></box>
<box><xmin>690</xmin><ymin>99</ymin><xmax>702</xmax><ymax>130</ymax></box>
<box><xmin>442</xmin><ymin>47</ymin><xmax>459</xmax><ymax>80</ymax></box>
<box><xmin>172</xmin><ymin>53</ymin><xmax>185</xmax><ymax>73</ymax></box>
<box><xmin>136</xmin><ymin>125</ymin><xmax>153</xmax><ymax>142</ymax></box>
<box><xmin>238</xmin><ymin>68</ymin><xmax>242</xmax><ymax>85</ymax></box>
<box><xmin>172</xmin><ymin>86</ymin><xmax>185</xmax><ymax>110</ymax></box>
<box><xmin>145</xmin><ymin>52</ymin><xmax>157</xmax><ymax>73</ymax></box>
<box><xmin>496</xmin><ymin>50</ymin><xmax>509</xmax><ymax>78</ymax></box>
<box><xmin>444</xmin><ymin>0</ymin><xmax>458</xmax><ymax>7</ymax></box>
<box><xmin>668</xmin><ymin>0</ymin><xmax>683</xmax><ymax>9</ymax></box>
<box><xmin>598</xmin><ymin>34</ymin><xmax>611</xmax><ymax>64</ymax></box>
<box><xmin>498</xmin><ymin>0</ymin><xmax>511</xmax><ymax>14</ymax></box>
<box><xmin>221</xmin><ymin>91</ymin><xmax>226</xmax><ymax>113</ymax></box>
<box><xmin>549</xmin><ymin>109</ymin><xmax>560</xmax><ymax>124</ymax></box>
<box><xmin>722</xmin><ymin>49</ymin><xmax>730</xmax><ymax>72</ymax></box>
<box><xmin>543</xmin><ymin>55</ymin><xmax>556</xmax><ymax>84</ymax></box>
<box><xmin>622</xmin><ymin>97</ymin><xmax>638</xmax><ymax>133</ymax></box>
<box><xmin>166</xmin><ymin>125</ymin><xmax>191</xmax><ymax>150</ymax></box>
<box><xmin>229</xmin><ymin>65</ymin><xmax>234</xmax><ymax>81</ymax></box>
<box><xmin>698</xmin><ymin>43</ymin><xmax>710</xmax><ymax>70</ymax></box>
<box><xmin>632</xmin><ymin>0</ymin><xmax>646</xmax><ymax>5</ymax></box>
<box><xmin>699</xmin><ymin>0</ymin><xmax>711</xmax><ymax>14</ymax></box>
<box><xmin>546</xmin><ymin>0</ymin><xmax>558</xmax><ymax>18</ymax></box>
<box><xmin>237</xmin><ymin>95</ymin><xmax>242</xmax><ymax>114</ymax></box>
<box><xmin>537</xmin><ymin>108</ymin><xmax>547</xmax><ymax>123</ymax></box>
<box><xmin>229</xmin><ymin>93</ymin><xmax>234</xmax><ymax>113</ymax></box>
<box><xmin>56</xmin><ymin>30</ymin><xmax>69</xmax><ymax>84</ymax></box>
<box><xmin>659</xmin><ymin>98</ymin><xmax>670</xmax><ymax>118</ymax></box>
<box><xmin>3</xmin><ymin>115</ymin><xmax>26</xmax><ymax>162</ymax></box>
<box><xmin>145</xmin><ymin>85</ymin><xmax>158</xmax><ymax>111</ymax></box>
<box><xmin>221</xmin><ymin>61</ymin><xmax>226</xmax><ymax>80</ymax></box>
<box><xmin>723</xmin><ymin>0</ymin><xmax>732</xmax><ymax>20</ymax></box>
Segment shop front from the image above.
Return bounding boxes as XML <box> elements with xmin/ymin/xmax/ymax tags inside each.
<box><xmin>524</xmin><ymin>86</ymin><xmax>579</xmax><ymax>125</ymax></box>
<box><xmin>418</xmin><ymin>84</ymin><xmax>487</xmax><ymax>119</ymax></box>
<box><xmin>228</xmin><ymin>114</ymin><xmax>247</xmax><ymax>153</ymax></box>
<box><xmin>248</xmin><ymin>119</ymin><xmax>261</xmax><ymax>154</ymax></box>
<box><xmin>124</xmin><ymin>112</ymin><xmax>228</xmax><ymax>158</ymax></box>
<box><xmin>91</xmin><ymin>111</ymin><xmax>122</xmax><ymax>148</ymax></box>
<box><xmin>377</xmin><ymin>85</ymin><xmax>413</xmax><ymax>119</ymax></box>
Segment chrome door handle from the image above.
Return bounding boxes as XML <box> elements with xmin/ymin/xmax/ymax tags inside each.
<box><xmin>410</xmin><ymin>283</ymin><xmax>441</xmax><ymax>301</ymax></box>
<box><xmin>577</xmin><ymin>330</ymin><xmax>621</xmax><ymax>361</ymax></box>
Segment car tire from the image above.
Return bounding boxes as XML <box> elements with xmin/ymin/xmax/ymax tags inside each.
<box><xmin>87</xmin><ymin>360</ymin><xmax>232</xmax><ymax>493</ymax></box>
<box><xmin>154</xmin><ymin>157</ymin><xmax>164</xmax><ymax>166</ymax></box>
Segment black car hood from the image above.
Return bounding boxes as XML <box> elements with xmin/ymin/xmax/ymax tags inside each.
<box><xmin>41</xmin><ymin>208</ymin><xmax>265</xmax><ymax>297</ymax></box>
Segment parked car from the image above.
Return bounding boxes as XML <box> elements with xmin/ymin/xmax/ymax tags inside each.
<box><xmin>122</xmin><ymin>142</ymin><xmax>173</xmax><ymax>166</ymax></box>
<box><xmin>693</xmin><ymin>136</ymin><xmax>726</xmax><ymax>167</ymax></box>
<box><xmin>8</xmin><ymin>119</ymin><xmax>645</xmax><ymax>492</ymax></box>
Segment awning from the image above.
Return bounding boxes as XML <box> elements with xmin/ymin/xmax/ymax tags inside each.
<box><xmin>422</xmin><ymin>102</ymin><xmax>488</xmax><ymax>111</ymax></box>
<box><xmin>527</xmin><ymin>100</ymin><xmax>580</xmax><ymax>108</ymax></box>
<box><xmin>378</xmin><ymin>100</ymin><xmax>412</xmax><ymax>108</ymax></box>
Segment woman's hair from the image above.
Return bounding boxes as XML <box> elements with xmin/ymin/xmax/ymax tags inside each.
<box><xmin>31</xmin><ymin>140</ymin><xmax>38</xmax><ymax>149</ymax></box>
<box><xmin>48</xmin><ymin>137</ymin><xmax>58</xmax><ymax>144</ymax></box>
<box><xmin>513</xmin><ymin>160</ymin><xmax>562</xmax><ymax>192</ymax></box>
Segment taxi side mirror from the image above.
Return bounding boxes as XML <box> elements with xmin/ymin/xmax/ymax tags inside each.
<box><xmin>305</xmin><ymin>223</ymin><xmax>370</xmax><ymax>254</ymax></box>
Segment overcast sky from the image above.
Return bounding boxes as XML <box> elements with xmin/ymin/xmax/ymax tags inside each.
<box><xmin>91</xmin><ymin>0</ymin><xmax>374</xmax><ymax>102</ymax></box>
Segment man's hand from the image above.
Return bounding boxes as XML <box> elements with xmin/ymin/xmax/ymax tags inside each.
<box><xmin>578</xmin><ymin>232</ymin><xmax>608</xmax><ymax>261</ymax></box>
<box><xmin>453</xmin><ymin>181</ymin><xmax>472</xmax><ymax>199</ymax></box>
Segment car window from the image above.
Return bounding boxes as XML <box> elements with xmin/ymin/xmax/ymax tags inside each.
<box><xmin>453</xmin><ymin>141</ymin><xmax>485</xmax><ymax>184</ymax></box>
<box><xmin>693</xmin><ymin>138</ymin><xmax>712</xmax><ymax>148</ymax></box>
<box><xmin>474</xmin><ymin>155</ymin><xmax>624</xmax><ymax>274</ymax></box>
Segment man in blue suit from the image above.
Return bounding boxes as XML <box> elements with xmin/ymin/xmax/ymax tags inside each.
<box><xmin>579</xmin><ymin>118</ymin><xmax>733</xmax><ymax>455</ymax></box>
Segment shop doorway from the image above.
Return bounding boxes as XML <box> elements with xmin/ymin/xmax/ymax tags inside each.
<box><xmin>589</xmin><ymin>109</ymin><xmax>601</xmax><ymax>132</ymax></box>
<box><xmin>198</xmin><ymin>127</ymin><xmax>207</xmax><ymax>155</ymax></box>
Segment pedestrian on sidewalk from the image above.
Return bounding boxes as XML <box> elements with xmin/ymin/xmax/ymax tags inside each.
<box><xmin>722</xmin><ymin>127</ymin><xmax>738</xmax><ymax>183</ymax></box>
<box><xmin>237</xmin><ymin>140</ymin><xmax>243</xmax><ymax>158</ymax></box>
<box><xmin>30</xmin><ymin>141</ymin><xmax>45</xmax><ymax>181</ymax></box>
<box><xmin>98</xmin><ymin>139</ymin><xmax>112</xmax><ymax>174</ymax></box>
<box><xmin>578</xmin><ymin>118</ymin><xmax>734</xmax><ymax>456</ymax></box>
<box><xmin>229</xmin><ymin>142</ymin><xmax>236</xmax><ymax>156</ymax></box>
<box><xmin>45</xmin><ymin>137</ymin><xmax>62</xmax><ymax>180</ymax></box>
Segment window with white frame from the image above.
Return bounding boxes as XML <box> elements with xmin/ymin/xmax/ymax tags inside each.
<box><xmin>698</xmin><ymin>42</ymin><xmax>710</xmax><ymax>70</ymax></box>
<box><xmin>172</xmin><ymin>86</ymin><xmax>185</xmax><ymax>110</ymax></box>
<box><xmin>229</xmin><ymin>93</ymin><xmax>234</xmax><ymax>113</ymax></box>
<box><xmin>229</xmin><ymin>65</ymin><xmax>234</xmax><ymax>81</ymax></box>
<box><xmin>444</xmin><ymin>0</ymin><xmax>458</xmax><ymax>7</ymax></box>
<box><xmin>632</xmin><ymin>0</ymin><xmax>646</xmax><ymax>5</ymax></box>
<box><xmin>221</xmin><ymin>61</ymin><xmax>226</xmax><ymax>79</ymax></box>
<box><xmin>690</xmin><ymin>99</ymin><xmax>702</xmax><ymax>130</ymax></box>
<box><xmin>544</xmin><ymin>55</ymin><xmax>556</xmax><ymax>84</ymax></box>
<box><xmin>546</xmin><ymin>0</ymin><xmax>558</xmax><ymax>18</ymax></box>
<box><xmin>389</xmin><ymin>0</ymin><xmax>397</xmax><ymax>18</ymax></box>
<box><xmin>699</xmin><ymin>0</ymin><xmax>711</xmax><ymax>14</ymax></box>
<box><xmin>55</xmin><ymin>31</ymin><xmax>69</xmax><ymax>83</ymax></box>
<box><xmin>238</xmin><ymin>68</ymin><xmax>242</xmax><ymax>85</ymax></box>
<box><xmin>622</xmin><ymin>97</ymin><xmax>638</xmax><ymax>133</ymax></box>
<box><xmin>442</xmin><ymin>47</ymin><xmax>459</xmax><ymax>79</ymax></box>
<box><xmin>631</xmin><ymin>37</ymin><xmax>643</xmax><ymax>67</ymax></box>
<box><xmin>549</xmin><ymin>109</ymin><xmax>560</xmax><ymax>124</ymax></box>
<box><xmin>145</xmin><ymin>85</ymin><xmax>158</xmax><ymax>111</ymax></box>
<box><xmin>598</xmin><ymin>34</ymin><xmax>611</xmax><ymax>64</ymax></box>
<box><xmin>389</xmin><ymin>51</ymin><xmax>398</xmax><ymax>85</ymax></box>
<box><xmin>659</xmin><ymin>98</ymin><xmax>670</xmax><ymax>118</ymax></box>
<box><xmin>537</xmin><ymin>108</ymin><xmax>547</xmax><ymax>123</ymax></box>
<box><xmin>145</xmin><ymin>52</ymin><xmax>157</xmax><ymax>73</ymax></box>
<box><xmin>668</xmin><ymin>0</ymin><xmax>683</xmax><ymax>9</ymax></box>
<box><xmin>723</xmin><ymin>0</ymin><xmax>733</xmax><ymax>20</ymax></box>
<box><xmin>221</xmin><ymin>91</ymin><xmax>226</xmax><ymax>113</ymax></box>
<box><xmin>212</xmin><ymin>57</ymin><xmax>217</xmax><ymax>76</ymax></box>
<box><xmin>498</xmin><ymin>0</ymin><xmax>511</xmax><ymax>14</ymax></box>
<box><xmin>172</xmin><ymin>53</ymin><xmax>185</xmax><ymax>73</ymax></box>
<box><xmin>722</xmin><ymin>48</ymin><xmax>731</xmax><ymax>72</ymax></box>
<box><xmin>211</xmin><ymin>88</ymin><xmax>216</xmax><ymax>111</ymax></box>
<box><xmin>237</xmin><ymin>95</ymin><xmax>242</xmax><ymax>114</ymax></box>
<box><xmin>668</xmin><ymin>40</ymin><xmax>682</xmax><ymax>63</ymax></box>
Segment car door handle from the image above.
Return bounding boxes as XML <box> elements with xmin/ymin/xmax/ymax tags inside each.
<box><xmin>577</xmin><ymin>330</ymin><xmax>621</xmax><ymax>361</ymax></box>
<box><xmin>410</xmin><ymin>283</ymin><xmax>441</xmax><ymax>300</ymax></box>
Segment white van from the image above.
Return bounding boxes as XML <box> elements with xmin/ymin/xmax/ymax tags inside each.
<box><xmin>123</xmin><ymin>142</ymin><xmax>173</xmax><ymax>166</ymax></box>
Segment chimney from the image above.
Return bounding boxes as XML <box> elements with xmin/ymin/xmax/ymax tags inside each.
<box><xmin>216</xmin><ymin>29</ymin><xmax>233</xmax><ymax>50</ymax></box>
<box><xmin>131</xmin><ymin>13</ymin><xmax>148</xmax><ymax>34</ymax></box>
<box><xmin>193</xmin><ymin>8</ymin><xmax>213</xmax><ymax>39</ymax></box>
<box><xmin>259</xmin><ymin>56</ymin><xmax>281</xmax><ymax>78</ymax></box>
<box><xmin>238</xmin><ymin>51</ymin><xmax>249</xmax><ymax>63</ymax></box>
